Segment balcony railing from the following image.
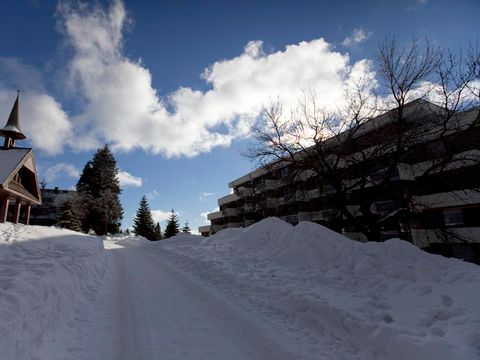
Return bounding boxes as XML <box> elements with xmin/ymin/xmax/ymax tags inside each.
<box><xmin>223</xmin><ymin>208</ymin><xmax>239</xmax><ymax>217</ymax></box>
<box><xmin>207</xmin><ymin>211</ymin><xmax>224</xmax><ymax>220</ymax></box>
<box><xmin>255</xmin><ymin>179</ymin><xmax>278</xmax><ymax>193</ymax></box>
<box><xmin>212</xmin><ymin>224</ymin><xmax>227</xmax><ymax>233</ymax></box>
<box><xmin>236</xmin><ymin>186</ymin><xmax>253</xmax><ymax>197</ymax></box>
<box><xmin>198</xmin><ymin>225</ymin><xmax>211</xmax><ymax>233</ymax></box>
<box><xmin>218</xmin><ymin>193</ymin><xmax>238</xmax><ymax>206</ymax></box>
<box><xmin>298</xmin><ymin>211</ymin><xmax>315</xmax><ymax>221</ymax></box>
<box><xmin>244</xmin><ymin>219</ymin><xmax>255</xmax><ymax>227</ymax></box>
<box><xmin>312</xmin><ymin>209</ymin><xmax>335</xmax><ymax>221</ymax></box>
<box><xmin>265</xmin><ymin>197</ymin><xmax>278</xmax><ymax>208</ymax></box>
<box><xmin>227</xmin><ymin>222</ymin><xmax>243</xmax><ymax>228</ymax></box>
<box><xmin>280</xmin><ymin>214</ymin><xmax>299</xmax><ymax>224</ymax></box>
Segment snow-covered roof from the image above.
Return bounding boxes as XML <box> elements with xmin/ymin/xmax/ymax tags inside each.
<box><xmin>0</xmin><ymin>148</ymin><xmax>31</xmax><ymax>184</ymax></box>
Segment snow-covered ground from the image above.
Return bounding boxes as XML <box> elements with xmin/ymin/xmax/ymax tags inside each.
<box><xmin>1</xmin><ymin>218</ymin><xmax>479</xmax><ymax>359</ymax></box>
<box><xmin>0</xmin><ymin>223</ymin><xmax>105</xmax><ymax>359</ymax></box>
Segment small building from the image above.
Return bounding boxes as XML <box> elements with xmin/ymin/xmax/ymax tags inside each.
<box><xmin>0</xmin><ymin>93</ymin><xmax>41</xmax><ymax>224</ymax></box>
<box><xmin>30</xmin><ymin>187</ymin><xmax>77</xmax><ymax>226</ymax></box>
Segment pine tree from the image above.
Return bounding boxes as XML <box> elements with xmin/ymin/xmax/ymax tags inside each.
<box><xmin>182</xmin><ymin>221</ymin><xmax>191</xmax><ymax>234</ymax></box>
<box><xmin>164</xmin><ymin>209</ymin><xmax>180</xmax><ymax>238</ymax></box>
<box><xmin>154</xmin><ymin>222</ymin><xmax>162</xmax><ymax>240</ymax></box>
<box><xmin>57</xmin><ymin>199</ymin><xmax>82</xmax><ymax>232</ymax></box>
<box><xmin>133</xmin><ymin>196</ymin><xmax>156</xmax><ymax>240</ymax></box>
<box><xmin>76</xmin><ymin>145</ymin><xmax>123</xmax><ymax>235</ymax></box>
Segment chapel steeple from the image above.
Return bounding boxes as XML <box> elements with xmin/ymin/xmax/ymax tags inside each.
<box><xmin>0</xmin><ymin>91</ymin><xmax>26</xmax><ymax>149</ymax></box>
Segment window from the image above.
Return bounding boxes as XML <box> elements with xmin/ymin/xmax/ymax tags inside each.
<box><xmin>443</xmin><ymin>208</ymin><xmax>465</xmax><ymax>226</ymax></box>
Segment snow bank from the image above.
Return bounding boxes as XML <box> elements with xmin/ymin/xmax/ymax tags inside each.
<box><xmin>0</xmin><ymin>223</ymin><xmax>106</xmax><ymax>359</ymax></box>
<box><xmin>150</xmin><ymin>218</ymin><xmax>480</xmax><ymax>360</ymax></box>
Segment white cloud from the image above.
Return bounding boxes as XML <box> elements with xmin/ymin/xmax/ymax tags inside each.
<box><xmin>0</xmin><ymin>86</ymin><xmax>72</xmax><ymax>155</ymax></box>
<box><xmin>146</xmin><ymin>189</ymin><xmax>159</xmax><ymax>200</ymax></box>
<box><xmin>52</xmin><ymin>0</ymin><xmax>375</xmax><ymax>157</ymax></box>
<box><xmin>200</xmin><ymin>207</ymin><xmax>218</xmax><ymax>223</ymax></box>
<box><xmin>342</xmin><ymin>28</ymin><xmax>372</xmax><ymax>48</ymax></box>
<box><xmin>42</xmin><ymin>162</ymin><xmax>80</xmax><ymax>184</ymax></box>
<box><xmin>117</xmin><ymin>170</ymin><xmax>143</xmax><ymax>187</ymax></box>
<box><xmin>0</xmin><ymin>1</ymin><xmax>376</xmax><ymax>157</ymax></box>
<box><xmin>198</xmin><ymin>192</ymin><xmax>214</xmax><ymax>201</ymax></box>
<box><xmin>151</xmin><ymin>209</ymin><xmax>179</xmax><ymax>224</ymax></box>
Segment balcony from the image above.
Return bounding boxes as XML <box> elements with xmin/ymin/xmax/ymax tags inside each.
<box><xmin>244</xmin><ymin>219</ymin><xmax>255</xmax><ymax>227</ymax></box>
<box><xmin>295</xmin><ymin>190</ymin><xmax>309</xmax><ymax>202</ymax></box>
<box><xmin>298</xmin><ymin>211</ymin><xmax>315</xmax><ymax>221</ymax></box>
<box><xmin>265</xmin><ymin>197</ymin><xmax>279</xmax><ymax>209</ymax></box>
<box><xmin>227</xmin><ymin>222</ymin><xmax>243</xmax><ymax>228</ymax></box>
<box><xmin>255</xmin><ymin>179</ymin><xmax>278</xmax><ymax>193</ymax></box>
<box><xmin>198</xmin><ymin>225</ymin><xmax>211</xmax><ymax>233</ymax></box>
<box><xmin>223</xmin><ymin>208</ymin><xmax>239</xmax><ymax>217</ymax></box>
<box><xmin>280</xmin><ymin>214</ymin><xmax>299</xmax><ymax>224</ymax></box>
<box><xmin>244</xmin><ymin>203</ymin><xmax>254</xmax><ymax>212</ymax></box>
<box><xmin>294</xmin><ymin>169</ymin><xmax>315</xmax><ymax>182</ymax></box>
<box><xmin>207</xmin><ymin>211</ymin><xmax>224</xmax><ymax>220</ymax></box>
<box><xmin>236</xmin><ymin>186</ymin><xmax>253</xmax><ymax>197</ymax></box>
<box><xmin>411</xmin><ymin>188</ymin><xmax>480</xmax><ymax>210</ymax></box>
<box><xmin>306</xmin><ymin>188</ymin><xmax>320</xmax><ymax>199</ymax></box>
<box><xmin>218</xmin><ymin>193</ymin><xmax>238</xmax><ymax>206</ymax></box>
<box><xmin>312</xmin><ymin>209</ymin><xmax>335</xmax><ymax>221</ymax></box>
<box><xmin>212</xmin><ymin>224</ymin><xmax>227</xmax><ymax>233</ymax></box>
<box><xmin>370</xmin><ymin>200</ymin><xmax>402</xmax><ymax>215</ymax></box>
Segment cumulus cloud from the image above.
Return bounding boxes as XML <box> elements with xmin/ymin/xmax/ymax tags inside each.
<box><xmin>151</xmin><ymin>209</ymin><xmax>179</xmax><ymax>224</ymax></box>
<box><xmin>146</xmin><ymin>190</ymin><xmax>159</xmax><ymax>200</ymax></box>
<box><xmin>198</xmin><ymin>192</ymin><xmax>214</xmax><ymax>201</ymax></box>
<box><xmin>52</xmin><ymin>0</ymin><xmax>375</xmax><ymax>157</ymax></box>
<box><xmin>42</xmin><ymin>162</ymin><xmax>80</xmax><ymax>183</ymax></box>
<box><xmin>342</xmin><ymin>28</ymin><xmax>372</xmax><ymax>48</ymax></box>
<box><xmin>117</xmin><ymin>170</ymin><xmax>143</xmax><ymax>187</ymax></box>
<box><xmin>0</xmin><ymin>1</ymin><xmax>376</xmax><ymax>157</ymax></box>
<box><xmin>0</xmin><ymin>59</ymin><xmax>72</xmax><ymax>155</ymax></box>
<box><xmin>200</xmin><ymin>207</ymin><xmax>218</xmax><ymax>223</ymax></box>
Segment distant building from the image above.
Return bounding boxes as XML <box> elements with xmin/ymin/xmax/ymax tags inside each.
<box><xmin>199</xmin><ymin>100</ymin><xmax>480</xmax><ymax>261</ymax></box>
<box><xmin>0</xmin><ymin>93</ymin><xmax>41</xmax><ymax>224</ymax></box>
<box><xmin>30</xmin><ymin>187</ymin><xmax>77</xmax><ymax>226</ymax></box>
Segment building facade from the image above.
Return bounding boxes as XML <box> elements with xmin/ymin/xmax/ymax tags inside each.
<box><xmin>199</xmin><ymin>100</ymin><xmax>480</xmax><ymax>261</ymax></box>
<box><xmin>30</xmin><ymin>187</ymin><xmax>77</xmax><ymax>226</ymax></box>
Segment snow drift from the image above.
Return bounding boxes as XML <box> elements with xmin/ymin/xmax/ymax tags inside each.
<box><xmin>151</xmin><ymin>218</ymin><xmax>480</xmax><ymax>360</ymax></box>
<box><xmin>0</xmin><ymin>223</ymin><xmax>105</xmax><ymax>359</ymax></box>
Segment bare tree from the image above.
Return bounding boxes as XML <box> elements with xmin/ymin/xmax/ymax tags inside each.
<box><xmin>247</xmin><ymin>37</ymin><xmax>480</xmax><ymax>243</ymax></box>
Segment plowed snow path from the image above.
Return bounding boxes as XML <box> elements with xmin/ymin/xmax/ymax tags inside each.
<box><xmin>79</xmin><ymin>241</ymin><xmax>295</xmax><ymax>360</ymax></box>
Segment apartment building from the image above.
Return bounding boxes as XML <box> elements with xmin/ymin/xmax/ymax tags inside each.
<box><xmin>199</xmin><ymin>100</ymin><xmax>480</xmax><ymax>261</ymax></box>
<box><xmin>30</xmin><ymin>187</ymin><xmax>77</xmax><ymax>226</ymax></box>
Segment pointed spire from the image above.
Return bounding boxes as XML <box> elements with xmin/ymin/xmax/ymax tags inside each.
<box><xmin>0</xmin><ymin>91</ymin><xmax>26</xmax><ymax>144</ymax></box>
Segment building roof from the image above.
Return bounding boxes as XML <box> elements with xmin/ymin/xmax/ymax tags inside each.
<box><xmin>0</xmin><ymin>147</ymin><xmax>41</xmax><ymax>204</ymax></box>
<box><xmin>0</xmin><ymin>148</ymin><xmax>30</xmax><ymax>184</ymax></box>
<box><xmin>0</xmin><ymin>93</ymin><xmax>25</xmax><ymax>140</ymax></box>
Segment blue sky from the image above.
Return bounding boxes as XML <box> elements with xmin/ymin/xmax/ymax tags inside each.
<box><xmin>0</xmin><ymin>0</ymin><xmax>478</xmax><ymax>232</ymax></box>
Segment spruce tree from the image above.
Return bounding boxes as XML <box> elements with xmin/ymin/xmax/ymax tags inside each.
<box><xmin>76</xmin><ymin>145</ymin><xmax>123</xmax><ymax>235</ymax></box>
<box><xmin>164</xmin><ymin>209</ymin><xmax>180</xmax><ymax>238</ymax></box>
<box><xmin>182</xmin><ymin>221</ymin><xmax>191</xmax><ymax>234</ymax></box>
<box><xmin>154</xmin><ymin>222</ymin><xmax>162</xmax><ymax>240</ymax></box>
<box><xmin>133</xmin><ymin>196</ymin><xmax>156</xmax><ymax>240</ymax></box>
<box><xmin>57</xmin><ymin>199</ymin><xmax>82</xmax><ymax>232</ymax></box>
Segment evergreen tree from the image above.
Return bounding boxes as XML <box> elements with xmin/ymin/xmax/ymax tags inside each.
<box><xmin>164</xmin><ymin>209</ymin><xmax>180</xmax><ymax>238</ymax></box>
<box><xmin>57</xmin><ymin>199</ymin><xmax>82</xmax><ymax>232</ymax></box>
<box><xmin>154</xmin><ymin>222</ymin><xmax>162</xmax><ymax>240</ymax></box>
<box><xmin>182</xmin><ymin>221</ymin><xmax>191</xmax><ymax>234</ymax></box>
<box><xmin>133</xmin><ymin>196</ymin><xmax>156</xmax><ymax>240</ymax></box>
<box><xmin>76</xmin><ymin>145</ymin><xmax>123</xmax><ymax>235</ymax></box>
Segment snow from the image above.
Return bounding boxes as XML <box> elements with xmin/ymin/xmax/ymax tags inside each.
<box><xmin>0</xmin><ymin>218</ymin><xmax>479</xmax><ymax>359</ymax></box>
<box><xmin>0</xmin><ymin>223</ymin><xmax>105</xmax><ymax>359</ymax></box>
<box><xmin>0</xmin><ymin>148</ymin><xmax>30</xmax><ymax>184</ymax></box>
